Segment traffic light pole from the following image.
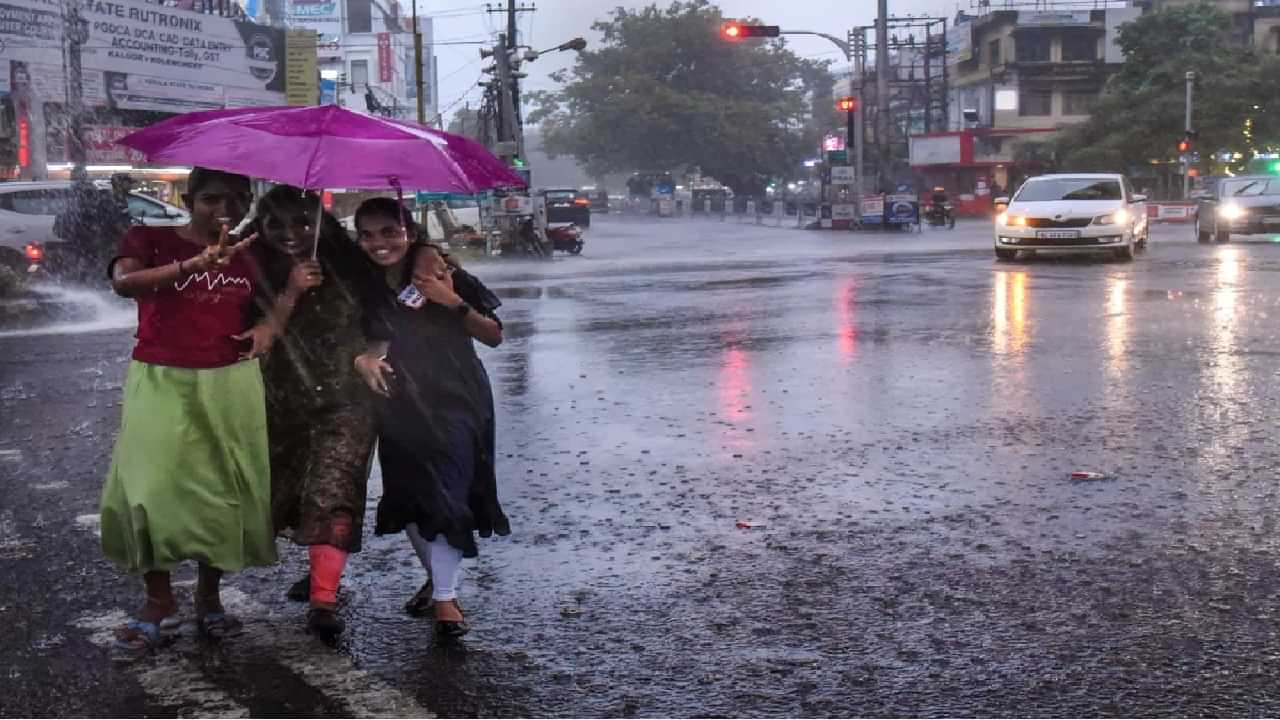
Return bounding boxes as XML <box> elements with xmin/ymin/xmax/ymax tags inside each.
<box><xmin>1183</xmin><ymin>71</ymin><xmax>1195</xmax><ymax>200</ymax></box>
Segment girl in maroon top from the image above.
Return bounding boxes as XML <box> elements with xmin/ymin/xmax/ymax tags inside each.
<box><xmin>101</xmin><ymin>167</ymin><xmax>299</xmax><ymax>659</ymax></box>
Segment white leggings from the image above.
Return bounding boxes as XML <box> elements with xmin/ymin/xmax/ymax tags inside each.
<box><xmin>406</xmin><ymin>523</ymin><xmax>463</xmax><ymax>602</ymax></box>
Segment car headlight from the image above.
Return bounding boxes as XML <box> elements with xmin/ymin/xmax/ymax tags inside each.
<box><xmin>1094</xmin><ymin>208</ymin><xmax>1130</xmax><ymax>226</ymax></box>
<box><xmin>997</xmin><ymin>213</ymin><xmax>1027</xmax><ymax>227</ymax></box>
<box><xmin>1219</xmin><ymin>203</ymin><xmax>1245</xmax><ymax>220</ymax></box>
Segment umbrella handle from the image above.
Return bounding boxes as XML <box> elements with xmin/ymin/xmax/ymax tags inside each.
<box><xmin>311</xmin><ymin>191</ymin><xmax>323</xmax><ymax>261</ymax></box>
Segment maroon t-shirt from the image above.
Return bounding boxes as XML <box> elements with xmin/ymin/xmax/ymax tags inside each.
<box><xmin>114</xmin><ymin>226</ymin><xmax>258</xmax><ymax>369</ymax></box>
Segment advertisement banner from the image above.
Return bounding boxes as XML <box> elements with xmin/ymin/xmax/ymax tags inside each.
<box><xmin>287</xmin><ymin>0</ymin><xmax>342</xmax><ymax>57</ymax></box>
<box><xmin>0</xmin><ymin>0</ymin><xmax>284</xmax><ymax>109</ymax></box>
<box><xmin>831</xmin><ymin>166</ymin><xmax>855</xmax><ymax>185</ymax></box>
<box><xmin>1018</xmin><ymin>11</ymin><xmax>1092</xmax><ymax>26</ymax></box>
<box><xmin>82</xmin><ymin>125</ymin><xmax>148</xmax><ymax>163</ymax></box>
<box><xmin>378</xmin><ymin>33</ymin><xmax>393</xmax><ymax>83</ymax></box>
<box><xmin>946</xmin><ymin>24</ymin><xmax>972</xmax><ymax>66</ymax></box>
<box><xmin>286</xmin><ymin>29</ymin><xmax>319</xmax><ymax>105</ymax></box>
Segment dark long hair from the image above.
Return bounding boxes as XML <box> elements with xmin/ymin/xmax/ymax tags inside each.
<box><xmin>353</xmin><ymin>197</ymin><xmax>461</xmax><ymax>269</ymax></box>
<box><xmin>254</xmin><ymin>185</ymin><xmax>370</xmax><ymax>288</ymax></box>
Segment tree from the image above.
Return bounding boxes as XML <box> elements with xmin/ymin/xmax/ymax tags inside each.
<box><xmin>526</xmin><ymin>1</ymin><xmax>833</xmax><ymax>195</ymax></box>
<box><xmin>1053</xmin><ymin>3</ymin><xmax>1280</xmax><ymax>177</ymax></box>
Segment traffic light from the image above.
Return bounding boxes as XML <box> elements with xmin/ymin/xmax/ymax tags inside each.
<box><xmin>836</xmin><ymin>96</ymin><xmax>858</xmax><ymax>113</ymax></box>
<box><xmin>721</xmin><ymin>22</ymin><xmax>780</xmax><ymax>40</ymax></box>
<box><xmin>1178</xmin><ymin>130</ymin><xmax>1199</xmax><ymax>154</ymax></box>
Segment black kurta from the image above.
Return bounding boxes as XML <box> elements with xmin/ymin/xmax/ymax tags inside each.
<box><xmin>257</xmin><ymin>233</ymin><xmax>378</xmax><ymax>552</ymax></box>
<box><xmin>363</xmin><ymin>244</ymin><xmax>510</xmax><ymax>557</ymax></box>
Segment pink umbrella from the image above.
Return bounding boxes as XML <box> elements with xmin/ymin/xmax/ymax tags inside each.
<box><xmin>121</xmin><ymin>105</ymin><xmax>525</xmax><ymax>258</ymax></box>
<box><xmin>118</xmin><ymin>105</ymin><xmax>525</xmax><ymax>194</ymax></box>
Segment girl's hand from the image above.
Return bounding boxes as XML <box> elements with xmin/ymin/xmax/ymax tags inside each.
<box><xmin>185</xmin><ymin>229</ymin><xmax>257</xmax><ymax>274</ymax></box>
<box><xmin>231</xmin><ymin>323</ymin><xmax>275</xmax><ymax>360</ymax></box>
<box><xmin>354</xmin><ymin>353</ymin><xmax>394</xmax><ymax>397</ymax></box>
<box><xmin>286</xmin><ymin>260</ymin><xmax>324</xmax><ymax>297</ymax></box>
<box><xmin>413</xmin><ymin>268</ymin><xmax>462</xmax><ymax>308</ymax></box>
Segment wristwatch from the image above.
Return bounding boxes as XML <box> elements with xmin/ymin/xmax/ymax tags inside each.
<box><xmin>453</xmin><ymin>302</ymin><xmax>472</xmax><ymax>319</ymax></box>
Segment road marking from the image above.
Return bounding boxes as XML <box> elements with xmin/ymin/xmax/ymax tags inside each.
<box><xmin>220</xmin><ymin>587</ymin><xmax>435</xmax><ymax>718</ymax></box>
<box><xmin>73</xmin><ymin>610</ymin><xmax>252</xmax><ymax>718</ymax></box>
<box><xmin>32</xmin><ymin>481</ymin><xmax>70</xmax><ymax>491</ymax></box>
<box><xmin>75</xmin><ymin>513</ymin><xmax>102</xmax><ymax>536</ymax></box>
<box><xmin>0</xmin><ymin>510</ymin><xmax>35</xmax><ymax>560</ymax></box>
<box><xmin>0</xmin><ymin>449</ymin><xmax>21</xmax><ymax>463</ymax></box>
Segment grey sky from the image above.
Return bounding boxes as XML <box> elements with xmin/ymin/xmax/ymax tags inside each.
<box><xmin>428</xmin><ymin>0</ymin><xmax>962</xmax><ymax>124</ymax></box>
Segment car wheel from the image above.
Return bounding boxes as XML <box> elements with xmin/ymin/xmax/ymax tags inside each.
<box><xmin>1196</xmin><ymin>217</ymin><xmax>1211</xmax><ymax>243</ymax></box>
<box><xmin>1215</xmin><ymin>229</ymin><xmax>1230</xmax><ymax>243</ymax></box>
<box><xmin>1114</xmin><ymin>243</ymin><xmax>1135</xmax><ymax>261</ymax></box>
<box><xmin>995</xmin><ymin>247</ymin><xmax>1017</xmax><ymax>261</ymax></box>
<box><xmin>569</xmin><ymin>241</ymin><xmax>584</xmax><ymax>255</ymax></box>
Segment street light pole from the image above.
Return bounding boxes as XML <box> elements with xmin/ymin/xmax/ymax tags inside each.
<box><xmin>876</xmin><ymin>0</ymin><xmax>889</xmax><ymax>191</ymax></box>
<box><xmin>412</xmin><ymin>0</ymin><xmax>425</xmax><ymax>124</ymax></box>
<box><xmin>1183</xmin><ymin>71</ymin><xmax>1195</xmax><ymax>200</ymax></box>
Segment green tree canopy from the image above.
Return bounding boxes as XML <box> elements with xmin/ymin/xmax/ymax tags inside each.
<box><xmin>1054</xmin><ymin>2</ymin><xmax>1280</xmax><ymax>174</ymax></box>
<box><xmin>526</xmin><ymin>0</ymin><xmax>834</xmax><ymax>194</ymax></box>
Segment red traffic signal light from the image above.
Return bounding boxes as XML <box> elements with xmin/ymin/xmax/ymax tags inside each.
<box><xmin>837</xmin><ymin>96</ymin><xmax>858</xmax><ymax>113</ymax></box>
<box><xmin>721</xmin><ymin>22</ymin><xmax>780</xmax><ymax>40</ymax></box>
<box><xmin>1178</xmin><ymin>139</ymin><xmax>1191</xmax><ymax>153</ymax></box>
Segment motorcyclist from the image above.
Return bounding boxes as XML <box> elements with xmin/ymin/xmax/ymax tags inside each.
<box><xmin>930</xmin><ymin>186</ymin><xmax>948</xmax><ymax>208</ymax></box>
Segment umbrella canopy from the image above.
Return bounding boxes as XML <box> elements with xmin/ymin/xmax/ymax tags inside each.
<box><xmin>118</xmin><ymin>105</ymin><xmax>526</xmax><ymax>194</ymax></box>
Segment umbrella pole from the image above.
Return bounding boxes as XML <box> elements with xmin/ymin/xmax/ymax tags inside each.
<box><xmin>311</xmin><ymin>191</ymin><xmax>323</xmax><ymax>261</ymax></box>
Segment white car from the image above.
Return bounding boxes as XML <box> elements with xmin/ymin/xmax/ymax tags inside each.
<box><xmin>993</xmin><ymin>173</ymin><xmax>1149</xmax><ymax>261</ymax></box>
<box><xmin>0</xmin><ymin>180</ymin><xmax>188</xmax><ymax>270</ymax></box>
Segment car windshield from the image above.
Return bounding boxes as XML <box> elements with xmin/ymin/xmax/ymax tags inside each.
<box><xmin>545</xmin><ymin>191</ymin><xmax>576</xmax><ymax>200</ymax></box>
<box><xmin>1015</xmin><ymin>179</ymin><xmax>1122</xmax><ymax>202</ymax></box>
<box><xmin>1221</xmin><ymin>178</ymin><xmax>1280</xmax><ymax>197</ymax></box>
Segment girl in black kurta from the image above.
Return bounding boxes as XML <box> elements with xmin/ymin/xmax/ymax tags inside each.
<box><xmin>352</xmin><ymin>198</ymin><xmax>509</xmax><ymax>638</ymax></box>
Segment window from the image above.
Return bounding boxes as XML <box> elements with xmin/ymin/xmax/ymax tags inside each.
<box><xmin>347</xmin><ymin>0</ymin><xmax>372</xmax><ymax>34</ymax></box>
<box><xmin>350</xmin><ymin>60</ymin><xmax>369</xmax><ymax>91</ymax></box>
<box><xmin>1063</xmin><ymin>88</ymin><xmax>1099</xmax><ymax>115</ymax></box>
<box><xmin>0</xmin><ymin>189</ymin><xmax>70</xmax><ymax>215</ymax></box>
<box><xmin>988</xmin><ymin>38</ymin><xmax>1002</xmax><ymax>66</ymax></box>
<box><xmin>1062</xmin><ymin>34</ymin><xmax>1098</xmax><ymax>62</ymax></box>
<box><xmin>1015</xmin><ymin>32</ymin><xmax>1051</xmax><ymax>62</ymax></box>
<box><xmin>1019</xmin><ymin>88</ymin><xmax>1053</xmax><ymax>116</ymax></box>
<box><xmin>127</xmin><ymin>195</ymin><xmax>179</xmax><ymax>220</ymax></box>
<box><xmin>1015</xmin><ymin>178</ymin><xmax>1122</xmax><ymax>202</ymax></box>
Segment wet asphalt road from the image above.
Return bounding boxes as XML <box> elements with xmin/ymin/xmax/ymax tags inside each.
<box><xmin>6</xmin><ymin>216</ymin><xmax>1280</xmax><ymax>716</ymax></box>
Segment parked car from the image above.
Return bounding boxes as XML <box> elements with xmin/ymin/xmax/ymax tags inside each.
<box><xmin>541</xmin><ymin>188</ymin><xmax>591</xmax><ymax>227</ymax></box>
<box><xmin>993</xmin><ymin>173</ymin><xmax>1149</xmax><ymax>261</ymax></box>
<box><xmin>1194</xmin><ymin>174</ymin><xmax>1280</xmax><ymax>243</ymax></box>
<box><xmin>0</xmin><ymin>180</ymin><xmax>188</xmax><ymax>271</ymax></box>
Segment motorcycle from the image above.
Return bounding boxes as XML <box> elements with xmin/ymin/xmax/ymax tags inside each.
<box><xmin>548</xmin><ymin>223</ymin><xmax>585</xmax><ymax>255</ymax></box>
<box><xmin>923</xmin><ymin>201</ymin><xmax>956</xmax><ymax>229</ymax></box>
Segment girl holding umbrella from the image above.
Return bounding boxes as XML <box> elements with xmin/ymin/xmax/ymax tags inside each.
<box><xmin>250</xmin><ymin>185</ymin><xmax>378</xmax><ymax>639</ymax></box>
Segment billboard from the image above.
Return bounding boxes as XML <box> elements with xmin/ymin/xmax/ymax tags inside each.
<box><xmin>286</xmin><ymin>29</ymin><xmax>319</xmax><ymax>105</ymax></box>
<box><xmin>1018</xmin><ymin>11</ymin><xmax>1093</xmax><ymax>26</ymax></box>
<box><xmin>0</xmin><ymin>0</ymin><xmax>285</xmax><ymax>110</ymax></box>
<box><xmin>946</xmin><ymin>24</ymin><xmax>972</xmax><ymax>66</ymax></box>
<box><xmin>910</xmin><ymin>135</ymin><xmax>962</xmax><ymax>166</ymax></box>
<box><xmin>378</xmin><ymin>33</ymin><xmax>393</xmax><ymax>83</ymax></box>
<box><xmin>287</xmin><ymin>0</ymin><xmax>342</xmax><ymax>57</ymax></box>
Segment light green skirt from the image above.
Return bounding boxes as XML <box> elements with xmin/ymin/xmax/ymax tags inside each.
<box><xmin>101</xmin><ymin>360</ymin><xmax>278</xmax><ymax>574</ymax></box>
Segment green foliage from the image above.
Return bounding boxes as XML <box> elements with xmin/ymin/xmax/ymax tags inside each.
<box><xmin>1054</xmin><ymin>2</ymin><xmax>1280</xmax><ymax>172</ymax></box>
<box><xmin>527</xmin><ymin>0</ymin><xmax>833</xmax><ymax>194</ymax></box>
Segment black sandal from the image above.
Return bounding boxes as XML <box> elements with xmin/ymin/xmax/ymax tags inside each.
<box><xmin>404</xmin><ymin>579</ymin><xmax>435</xmax><ymax>617</ymax></box>
<box><xmin>286</xmin><ymin>575</ymin><xmax>310</xmax><ymax>602</ymax></box>
<box><xmin>195</xmin><ymin>597</ymin><xmax>243</xmax><ymax>640</ymax></box>
<box><xmin>434</xmin><ymin>600</ymin><xmax>470</xmax><ymax>640</ymax></box>
<box><xmin>306</xmin><ymin>607</ymin><xmax>345</xmax><ymax>639</ymax></box>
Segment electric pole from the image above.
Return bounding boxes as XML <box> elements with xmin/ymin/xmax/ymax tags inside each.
<box><xmin>1184</xmin><ymin>71</ymin><xmax>1195</xmax><ymax>200</ymax></box>
<box><xmin>875</xmin><ymin>0</ymin><xmax>889</xmax><ymax>191</ymax></box>
<box><xmin>412</xmin><ymin>0</ymin><xmax>425</xmax><ymax>124</ymax></box>
<box><xmin>65</xmin><ymin>0</ymin><xmax>88</xmax><ymax>179</ymax></box>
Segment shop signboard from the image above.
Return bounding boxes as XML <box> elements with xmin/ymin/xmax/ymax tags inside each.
<box><xmin>287</xmin><ymin>0</ymin><xmax>342</xmax><ymax>57</ymax></box>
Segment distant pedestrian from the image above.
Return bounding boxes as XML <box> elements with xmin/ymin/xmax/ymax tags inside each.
<box><xmin>250</xmin><ymin>185</ymin><xmax>378</xmax><ymax>639</ymax></box>
<box><xmin>352</xmin><ymin>198</ymin><xmax>510</xmax><ymax>639</ymax></box>
<box><xmin>54</xmin><ymin>173</ymin><xmax>135</xmax><ymax>279</ymax></box>
<box><xmin>100</xmin><ymin>167</ymin><xmax>278</xmax><ymax>660</ymax></box>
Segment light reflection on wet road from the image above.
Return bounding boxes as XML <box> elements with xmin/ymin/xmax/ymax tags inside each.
<box><xmin>7</xmin><ymin>218</ymin><xmax>1280</xmax><ymax>716</ymax></box>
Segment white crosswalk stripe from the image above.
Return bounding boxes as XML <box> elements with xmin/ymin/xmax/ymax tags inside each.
<box><xmin>72</xmin><ymin>590</ymin><xmax>434</xmax><ymax>718</ymax></box>
<box><xmin>72</xmin><ymin>610</ymin><xmax>251</xmax><ymax>718</ymax></box>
